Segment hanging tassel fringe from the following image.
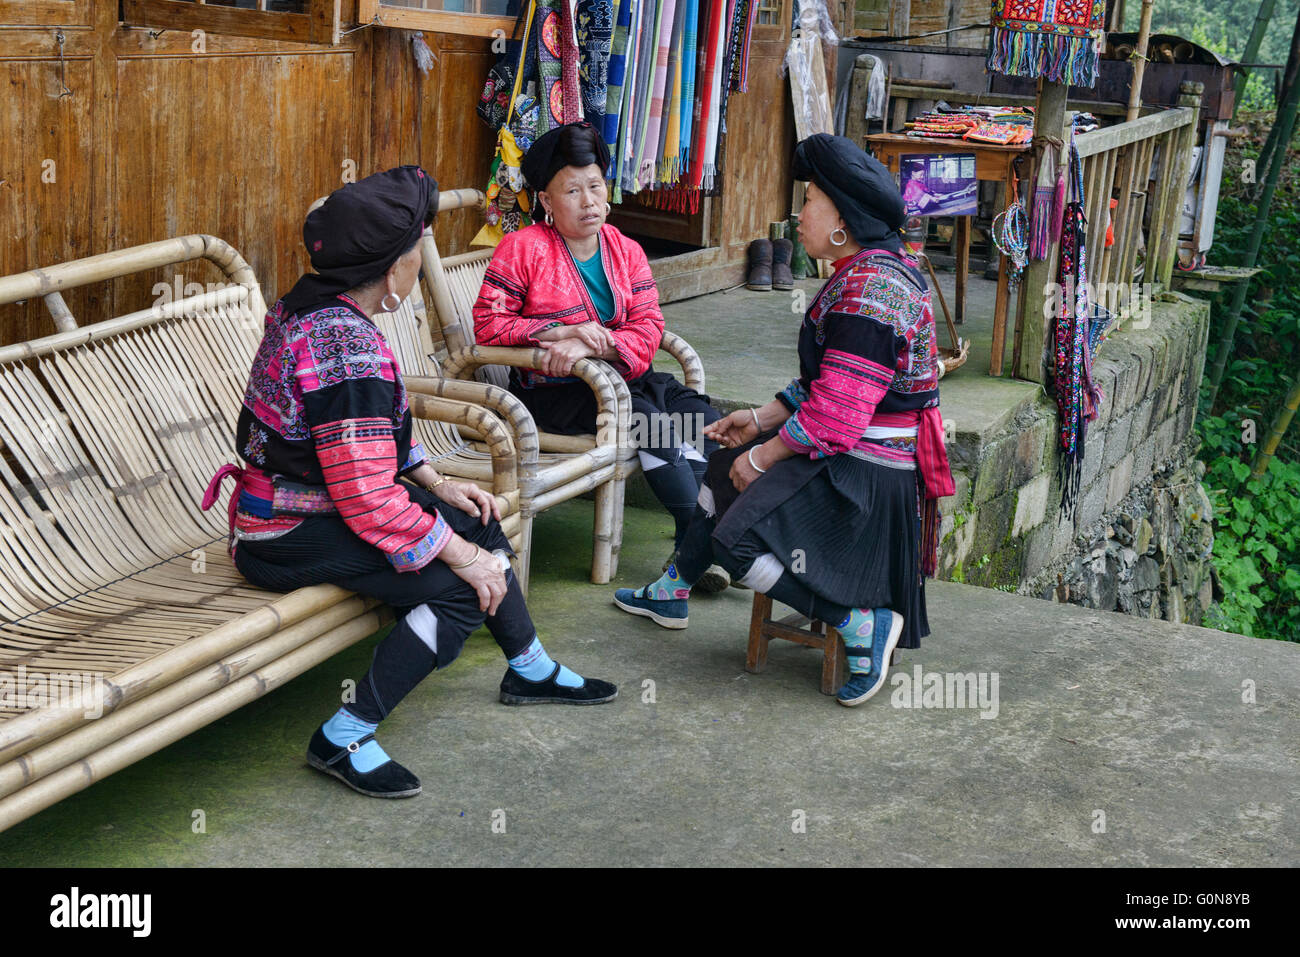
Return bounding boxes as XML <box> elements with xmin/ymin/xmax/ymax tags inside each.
<box><xmin>987</xmin><ymin>27</ymin><xmax>1102</xmax><ymax>89</ymax></box>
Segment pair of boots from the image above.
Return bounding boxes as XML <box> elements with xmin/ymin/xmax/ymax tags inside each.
<box><xmin>746</xmin><ymin>238</ymin><xmax>794</xmax><ymax>292</ymax></box>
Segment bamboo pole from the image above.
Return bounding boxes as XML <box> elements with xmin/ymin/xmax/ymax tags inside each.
<box><xmin>1206</xmin><ymin>6</ymin><xmax>1300</xmax><ymax>408</ymax></box>
<box><xmin>1236</xmin><ymin>0</ymin><xmax>1278</xmax><ymax>122</ymax></box>
<box><xmin>1250</xmin><ymin>372</ymin><xmax>1300</xmax><ymax>479</ymax></box>
<box><xmin>1126</xmin><ymin>0</ymin><xmax>1155</xmax><ymax>123</ymax></box>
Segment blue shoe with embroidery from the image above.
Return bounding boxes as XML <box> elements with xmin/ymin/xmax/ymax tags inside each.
<box><xmin>613</xmin><ymin>586</ymin><xmax>689</xmax><ymax>630</ymax></box>
<box><xmin>837</xmin><ymin>609</ymin><xmax>904</xmax><ymax>707</ymax></box>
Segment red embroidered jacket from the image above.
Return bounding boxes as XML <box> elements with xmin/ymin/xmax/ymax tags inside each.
<box><xmin>472</xmin><ymin>223</ymin><xmax>665</xmax><ymax>385</ymax></box>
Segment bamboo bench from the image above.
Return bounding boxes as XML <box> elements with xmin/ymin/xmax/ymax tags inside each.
<box><xmin>0</xmin><ymin>236</ymin><xmax>522</xmax><ymax>832</ymax></box>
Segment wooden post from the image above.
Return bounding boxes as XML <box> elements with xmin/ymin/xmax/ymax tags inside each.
<box><xmin>1014</xmin><ymin>80</ymin><xmax>1070</xmax><ymax>383</ymax></box>
<box><xmin>1126</xmin><ymin>0</ymin><xmax>1155</xmax><ymax>122</ymax></box>
<box><xmin>1156</xmin><ymin>83</ymin><xmax>1204</xmax><ymax>286</ymax></box>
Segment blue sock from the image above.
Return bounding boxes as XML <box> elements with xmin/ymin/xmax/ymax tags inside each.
<box><xmin>837</xmin><ymin>608</ymin><xmax>875</xmax><ymax>675</ymax></box>
<box><xmin>641</xmin><ymin>563</ymin><xmax>693</xmax><ymax>601</ymax></box>
<box><xmin>508</xmin><ymin>636</ymin><xmax>583</xmax><ymax>688</ymax></box>
<box><xmin>322</xmin><ymin>707</ymin><xmax>391</xmax><ymax>774</ymax></box>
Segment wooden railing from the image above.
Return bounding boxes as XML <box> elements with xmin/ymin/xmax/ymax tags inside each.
<box><xmin>1016</xmin><ymin>81</ymin><xmax>1203</xmax><ymax>382</ymax></box>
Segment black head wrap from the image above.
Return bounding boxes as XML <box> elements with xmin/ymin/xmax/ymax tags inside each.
<box><xmin>281</xmin><ymin>165</ymin><xmax>438</xmax><ymax>317</ymax></box>
<box><xmin>792</xmin><ymin>134</ymin><xmax>906</xmax><ymax>254</ymax></box>
<box><xmin>520</xmin><ymin>122</ymin><xmax>611</xmax><ymax>193</ymax></box>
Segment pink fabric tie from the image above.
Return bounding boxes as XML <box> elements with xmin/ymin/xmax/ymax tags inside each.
<box><xmin>202</xmin><ymin>463</ymin><xmax>245</xmax><ymax>555</ymax></box>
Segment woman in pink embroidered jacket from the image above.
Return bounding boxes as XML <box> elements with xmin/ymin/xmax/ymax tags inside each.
<box><xmin>472</xmin><ymin>122</ymin><xmax>728</xmax><ymax>587</ymax></box>
<box><xmin>614</xmin><ymin>135</ymin><xmax>956</xmax><ymax>708</ymax></box>
<box><xmin>205</xmin><ymin>167</ymin><xmax>616</xmax><ymax>800</ymax></box>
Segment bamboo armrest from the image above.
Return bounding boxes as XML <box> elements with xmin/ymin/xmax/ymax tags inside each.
<box><xmin>657</xmin><ymin>331</ymin><xmax>706</xmax><ymax>394</ymax></box>
<box><xmin>404</xmin><ymin>375</ymin><xmax>540</xmax><ymax>468</ymax></box>
<box><xmin>407</xmin><ymin>392</ymin><xmax>518</xmax><ymax>500</ymax></box>
<box><xmin>441</xmin><ymin>346</ymin><xmax>625</xmax><ymax>449</ymax></box>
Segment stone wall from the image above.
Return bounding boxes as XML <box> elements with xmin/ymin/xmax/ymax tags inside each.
<box><xmin>936</xmin><ymin>290</ymin><xmax>1215</xmax><ymax>625</ymax></box>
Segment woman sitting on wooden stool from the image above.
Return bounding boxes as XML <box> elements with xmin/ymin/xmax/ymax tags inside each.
<box><xmin>212</xmin><ymin>166</ymin><xmax>616</xmax><ymax>800</ymax></box>
<box><xmin>613</xmin><ymin>134</ymin><xmax>956</xmax><ymax>706</ymax></box>
<box><xmin>472</xmin><ymin>122</ymin><xmax>729</xmax><ymax>590</ymax></box>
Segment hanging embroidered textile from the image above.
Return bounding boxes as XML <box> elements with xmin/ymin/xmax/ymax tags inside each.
<box><xmin>1052</xmin><ymin>134</ymin><xmax>1105</xmax><ymax>514</ymax></box>
<box><xmin>987</xmin><ymin>0</ymin><xmax>1107</xmax><ymax>89</ymax></box>
<box><xmin>578</xmin><ymin>0</ymin><xmax>615</xmax><ymax>131</ymax></box>
<box><xmin>472</xmin><ymin>0</ymin><xmax>538</xmax><ymax>248</ymax></box>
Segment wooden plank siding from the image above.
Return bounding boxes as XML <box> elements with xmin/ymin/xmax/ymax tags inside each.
<box><xmin>1</xmin><ymin>1</ymin><xmax>495</xmax><ymax>344</ymax></box>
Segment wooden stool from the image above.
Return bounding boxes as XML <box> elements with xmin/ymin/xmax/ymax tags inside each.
<box><xmin>746</xmin><ymin>593</ymin><xmax>902</xmax><ymax>695</ymax></box>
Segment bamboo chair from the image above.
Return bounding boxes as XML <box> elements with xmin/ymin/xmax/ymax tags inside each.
<box><xmin>0</xmin><ymin>236</ymin><xmax>520</xmax><ymax>833</ymax></box>
<box><xmin>418</xmin><ymin>189</ymin><xmax>708</xmax><ymax>586</ymax></box>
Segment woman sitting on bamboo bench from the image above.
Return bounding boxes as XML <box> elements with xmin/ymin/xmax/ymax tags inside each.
<box><xmin>208</xmin><ymin>166</ymin><xmax>616</xmax><ymax>800</ymax></box>
<box><xmin>614</xmin><ymin>135</ymin><xmax>956</xmax><ymax>706</ymax></box>
<box><xmin>472</xmin><ymin>122</ymin><xmax>729</xmax><ymax>589</ymax></box>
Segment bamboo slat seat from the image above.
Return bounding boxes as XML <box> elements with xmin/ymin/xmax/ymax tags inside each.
<box><xmin>410</xmin><ymin>189</ymin><xmax>709</xmax><ymax>588</ymax></box>
<box><xmin>0</xmin><ymin>235</ymin><xmax>522</xmax><ymax>832</ymax></box>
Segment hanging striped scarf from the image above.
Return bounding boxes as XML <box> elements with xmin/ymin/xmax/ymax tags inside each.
<box><xmin>639</xmin><ymin>0</ymin><xmax>677</xmax><ymax>189</ymax></box>
<box><xmin>603</xmin><ymin>0</ymin><xmax>633</xmax><ymax>165</ymax></box>
<box><xmin>678</xmin><ymin>0</ymin><xmax>699</xmax><ymax>171</ymax></box>
<box><xmin>621</xmin><ymin>0</ymin><xmax>660</xmax><ymax>193</ymax></box>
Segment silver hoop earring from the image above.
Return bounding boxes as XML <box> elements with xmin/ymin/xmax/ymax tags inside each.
<box><xmin>830</xmin><ymin>227</ymin><xmax>848</xmax><ymax>247</ymax></box>
<box><xmin>545</xmin><ymin>210</ymin><xmax>554</xmax><ymax>227</ymax></box>
<box><xmin>380</xmin><ymin>292</ymin><xmax>402</xmax><ymax>313</ymax></box>
<box><xmin>605</xmin><ymin>203</ymin><xmax>611</xmax><ymax>216</ymax></box>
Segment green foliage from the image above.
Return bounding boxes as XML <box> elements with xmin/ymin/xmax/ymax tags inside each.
<box><xmin>1198</xmin><ymin>418</ymin><xmax>1300</xmax><ymax>640</ymax></box>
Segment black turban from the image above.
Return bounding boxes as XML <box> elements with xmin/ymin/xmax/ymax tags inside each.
<box><xmin>521</xmin><ymin>122</ymin><xmax>611</xmax><ymax>193</ymax></box>
<box><xmin>793</xmin><ymin>134</ymin><xmax>905</xmax><ymax>253</ymax></box>
<box><xmin>281</xmin><ymin>165</ymin><xmax>438</xmax><ymax>317</ymax></box>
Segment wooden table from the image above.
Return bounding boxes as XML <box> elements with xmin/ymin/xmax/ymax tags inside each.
<box><xmin>866</xmin><ymin>133</ymin><xmax>1031</xmax><ymax>376</ymax></box>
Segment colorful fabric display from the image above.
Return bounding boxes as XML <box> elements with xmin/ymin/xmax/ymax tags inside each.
<box><xmin>485</xmin><ymin>0</ymin><xmax>758</xmax><ymax>215</ymax></box>
<box><xmin>987</xmin><ymin>0</ymin><xmax>1107</xmax><ymax>89</ymax></box>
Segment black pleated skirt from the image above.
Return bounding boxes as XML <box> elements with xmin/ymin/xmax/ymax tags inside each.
<box><xmin>709</xmin><ymin>430</ymin><xmax>929</xmax><ymax>649</ymax></box>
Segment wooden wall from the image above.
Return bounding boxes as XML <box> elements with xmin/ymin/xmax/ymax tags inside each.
<box><xmin>0</xmin><ymin>0</ymin><xmax>496</xmax><ymax>345</ymax></box>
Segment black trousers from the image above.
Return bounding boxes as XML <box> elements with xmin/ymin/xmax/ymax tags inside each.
<box><xmin>512</xmin><ymin>368</ymin><xmax>722</xmax><ymax>546</ymax></box>
<box><xmin>233</xmin><ymin>486</ymin><xmax>536</xmax><ymax>723</ymax></box>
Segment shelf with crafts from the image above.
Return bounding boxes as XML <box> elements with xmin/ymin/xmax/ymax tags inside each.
<box><xmin>866</xmin><ymin>129</ymin><xmax>1032</xmax><ymax>378</ymax></box>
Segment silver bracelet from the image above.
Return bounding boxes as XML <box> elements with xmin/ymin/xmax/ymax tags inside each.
<box><xmin>747</xmin><ymin>448</ymin><xmax>767</xmax><ymax>473</ymax></box>
<box><xmin>750</xmin><ymin>407</ymin><xmax>761</xmax><ymax>431</ymax></box>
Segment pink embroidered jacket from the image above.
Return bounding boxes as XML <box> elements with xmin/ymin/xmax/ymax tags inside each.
<box><xmin>472</xmin><ymin>222</ymin><xmax>664</xmax><ymax>385</ymax></box>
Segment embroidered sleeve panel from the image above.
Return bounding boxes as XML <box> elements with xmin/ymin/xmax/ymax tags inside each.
<box><xmin>311</xmin><ymin>416</ymin><xmax>450</xmax><ymax>571</ymax></box>
<box><xmin>778</xmin><ymin>311</ymin><xmax>903</xmax><ymax>458</ymax></box>
<box><xmin>776</xmin><ymin>377</ymin><xmax>810</xmax><ymax>412</ymax></box>
<box><xmin>400</xmin><ymin>441</ymin><xmax>427</xmax><ymax>475</ymax></box>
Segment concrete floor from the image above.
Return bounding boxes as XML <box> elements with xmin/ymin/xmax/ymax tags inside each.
<box><xmin>1</xmin><ymin>498</ymin><xmax>1295</xmax><ymax>867</ymax></box>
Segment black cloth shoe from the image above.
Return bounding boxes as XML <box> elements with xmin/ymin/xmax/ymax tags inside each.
<box><xmin>499</xmin><ymin>664</ymin><xmax>618</xmax><ymax>706</ymax></box>
<box><xmin>306</xmin><ymin>725</ymin><xmax>422</xmax><ymax>799</ymax></box>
